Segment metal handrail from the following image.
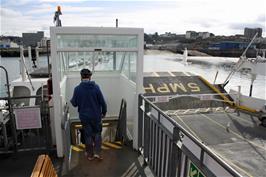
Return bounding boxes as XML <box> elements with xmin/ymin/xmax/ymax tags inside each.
<box><xmin>139</xmin><ymin>94</ymin><xmax>241</xmax><ymax>177</ymax></box>
<box><xmin>0</xmin><ymin>95</ymin><xmax>50</xmax><ymax>101</ymax></box>
<box><xmin>0</xmin><ymin>66</ymin><xmax>18</xmax><ymax>153</ymax></box>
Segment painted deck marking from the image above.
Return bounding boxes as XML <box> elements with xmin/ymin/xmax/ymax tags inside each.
<box><xmin>168</xmin><ymin>71</ymin><xmax>175</xmax><ymax>76</ymax></box>
<box><xmin>153</xmin><ymin>72</ymin><xmax>160</xmax><ymax>77</ymax></box>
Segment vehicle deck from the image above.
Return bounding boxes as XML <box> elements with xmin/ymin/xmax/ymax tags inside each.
<box><xmin>169</xmin><ymin>111</ymin><xmax>266</xmax><ymax>177</ymax></box>
<box><xmin>143</xmin><ymin>71</ymin><xmax>266</xmax><ymax>176</ymax></box>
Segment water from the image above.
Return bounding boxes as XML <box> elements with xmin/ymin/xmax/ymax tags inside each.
<box><xmin>0</xmin><ymin>56</ymin><xmax>48</xmax><ymax>97</ymax></box>
<box><xmin>0</xmin><ymin>51</ymin><xmax>265</xmax><ymax>100</ymax></box>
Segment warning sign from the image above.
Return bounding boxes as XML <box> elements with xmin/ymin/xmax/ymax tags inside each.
<box><xmin>188</xmin><ymin>162</ymin><xmax>206</xmax><ymax>177</ymax></box>
<box><xmin>14</xmin><ymin>107</ymin><xmax>42</xmax><ymax>130</ymax></box>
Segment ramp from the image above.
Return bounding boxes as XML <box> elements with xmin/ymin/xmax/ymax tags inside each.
<box><xmin>142</xmin><ymin>72</ymin><xmax>266</xmax><ymax>177</ymax></box>
<box><xmin>143</xmin><ymin>72</ymin><xmax>226</xmax><ymax>111</ymax></box>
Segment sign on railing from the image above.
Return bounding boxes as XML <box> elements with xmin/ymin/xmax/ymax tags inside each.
<box><xmin>14</xmin><ymin>107</ymin><xmax>42</xmax><ymax>129</ymax></box>
<box><xmin>189</xmin><ymin>161</ymin><xmax>206</xmax><ymax>177</ymax></box>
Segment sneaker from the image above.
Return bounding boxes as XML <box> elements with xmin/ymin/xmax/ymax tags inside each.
<box><xmin>87</xmin><ymin>156</ymin><xmax>94</xmax><ymax>161</ymax></box>
<box><xmin>94</xmin><ymin>154</ymin><xmax>103</xmax><ymax>160</ymax></box>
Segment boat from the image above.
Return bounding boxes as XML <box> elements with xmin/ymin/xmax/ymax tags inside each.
<box><xmin>181</xmin><ymin>48</ymin><xmax>192</xmax><ymax>65</ymax></box>
<box><xmin>0</xmin><ymin>6</ymin><xmax>266</xmax><ymax>177</ymax></box>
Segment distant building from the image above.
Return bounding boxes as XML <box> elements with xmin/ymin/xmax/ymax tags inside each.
<box><xmin>0</xmin><ymin>39</ymin><xmax>19</xmax><ymax>48</ymax></box>
<box><xmin>160</xmin><ymin>32</ymin><xmax>176</xmax><ymax>38</ymax></box>
<box><xmin>186</xmin><ymin>31</ymin><xmax>211</xmax><ymax>39</ymax></box>
<box><xmin>37</xmin><ymin>37</ymin><xmax>50</xmax><ymax>48</ymax></box>
<box><xmin>198</xmin><ymin>32</ymin><xmax>211</xmax><ymax>39</ymax></box>
<box><xmin>22</xmin><ymin>31</ymin><xmax>44</xmax><ymax>47</ymax></box>
<box><xmin>186</xmin><ymin>31</ymin><xmax>198</xmax><ymax>39</ymax></box>
<box><xmin>244</xmin><ymin>28</ymin><xmax>262</xmax><ymax>38</ymax></box>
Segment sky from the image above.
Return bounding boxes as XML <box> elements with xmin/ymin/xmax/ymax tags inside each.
<box><xmin>0</xmin><ymin>0</ymin><xmax>265</xmax><ymax>37</ymax></box>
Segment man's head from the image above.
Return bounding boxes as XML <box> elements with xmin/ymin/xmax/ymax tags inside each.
<box><xmin>80</xmin><ymin>68</ymin><xmax>92</xmax><ymax>80</ymax></box>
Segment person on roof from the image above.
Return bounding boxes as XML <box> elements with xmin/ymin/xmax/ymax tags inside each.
<box><xmin>71</xmin><ymin>68</ymin><xmax>107</xmax><ymax>160</ymax></box>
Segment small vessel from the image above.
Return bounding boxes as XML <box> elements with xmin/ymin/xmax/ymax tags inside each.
<box><xmin>181</xmin><ymin>48</ymin><xmax>192</xmax><ymax>65</ymax></box>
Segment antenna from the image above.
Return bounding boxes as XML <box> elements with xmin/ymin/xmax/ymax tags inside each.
<box><xmin>116</xmin><ymin>19</ymin><xmax>118</xmax><ymax>28</ymax></box>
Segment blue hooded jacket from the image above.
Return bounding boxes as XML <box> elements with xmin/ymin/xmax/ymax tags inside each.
<box><xmin>70</xmin><ymin>80</ymin><xmax>107</xmax><ymax>123</ymax></box>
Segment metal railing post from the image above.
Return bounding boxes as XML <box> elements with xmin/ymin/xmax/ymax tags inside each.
<box><xmin>169</xmin><ymin>126</ymin><xmax>179</xmax><ymax>177</ymax></box>
<box><xmin>138</xmin><ymin>94</ymin><xmax>143</xmax><ymax>149</ymax></box>
<box><xmin>0</xmin><ymin>66</ymin><xmax>17</xmax><ymax>154</ymax></box>
<box><xmin>143</xmin><ymin>98</ymin><xmax>150</xmax><ymax>165</ymax></box>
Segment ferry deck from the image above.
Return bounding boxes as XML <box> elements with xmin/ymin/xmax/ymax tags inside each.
<box><xmin>0</xmin><ymin>26</ymin><xmax>265</xmax><ymax>177</ymax></box>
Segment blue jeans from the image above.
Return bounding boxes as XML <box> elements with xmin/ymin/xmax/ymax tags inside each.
<box><xmin>81</xmin><ymin>120</ymin><xmax>102</xmax><ymax>157</ymax></box>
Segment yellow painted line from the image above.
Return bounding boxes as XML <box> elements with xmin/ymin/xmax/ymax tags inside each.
<box><xmin>74</xmin><ymin>124</ymin><xmax>82</xmax><ymax>128</ymax></box>
<box><xmin>101</xmin><ymin>145</ymin><xmax>110</xmax><ymax>150</ymax></box>
<box><xmin>200</xmin><ymin>114</ymin><xmax>266</xmax><ymax>151</ymax></box>
<box><xmin>102</xmin><ymin>123</ymin><xmax>110</xmax><ymax>127</ymax></box>
<box><xmin>198</xmin><ymin>76</ymin><xmax>257</xmax><ymax>113</ymax></box>
<box><xmin>176</xmin><ymin>115</ymin><xmax>202</xmax><ymax>141</ymax></box>
<box><xmin>168</xmin><ymin>71</ymin><xmax>175</xmax><ymax>77</ymax></box>
<box><xmin>114</xmin><ymin>141</ymin><xmax>122</xmax><ymax>145</ymax></box>
<box><xmin>75</xmin><ymin>143</ymin><xmax>110</xmax><ymax>150</ymax></box>
<box><xmin>79</xmin><ymin>144</ymin><xmax>85</xmax><ymax>148</ymax></box>
<box><xmin>103</xmin><ymin>142</ymin><xmax>122</xmax><ymax>149</ymax></box>
<box><xmin>72</xmin><ymin>145</ymin><xmax>84</xmax><ymax>152</ymax></box>
<box><xmin>153</xmin><ymin>72</ymin><xmax>160</xmax><ymax>77</ymax></box>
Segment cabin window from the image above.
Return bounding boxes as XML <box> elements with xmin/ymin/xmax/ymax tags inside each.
<box><xmin>57</xmin><ymin>51</ymin><xmax>137</xmax><ymax>82</ymax></box>
<box><xmin>57</xmin><ymin>34</ymin><xmax>137</xmax><ymax>48</ymax></box>
<box><xmin>12</xmin><ymin>86</ymin><xmax>31</xmax><ymax>106</ymax></box>
<box><xmin>121</xmin><ymin>52</ymin><xmax>137</xmax><ymax>83</ymax></box>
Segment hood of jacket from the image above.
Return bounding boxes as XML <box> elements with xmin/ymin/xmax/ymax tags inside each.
<box><xmin>79</xmin><ymin>80</ymin><xmax>96</xmax><ymax>89</ymax></box>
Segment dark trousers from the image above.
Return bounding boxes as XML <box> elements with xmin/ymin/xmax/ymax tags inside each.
<box><xmin>81</xmin><ymin>120</ymin><xmax>102</xmax><ymax>157</ymax></box>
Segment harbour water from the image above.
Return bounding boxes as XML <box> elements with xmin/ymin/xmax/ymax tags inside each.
<box><xmin>0</xmin><ymin>50</ymin><xmax>265</xmax><ymax>99</ymax></box>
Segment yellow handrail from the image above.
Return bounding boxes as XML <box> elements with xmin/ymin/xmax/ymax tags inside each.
<box><xmin>198</xmin><ymin>76</ymin><xmax>257</xmax><ymax>113</ymax></box>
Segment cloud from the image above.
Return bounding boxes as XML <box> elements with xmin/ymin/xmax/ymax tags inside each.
<box><xmin>229</xmin><ymin>23</ymin><xmax>264</xmax><ymax>30</ymax></box>
<box><xmin>1</xmin><ymin>0</ymin><xmax>266</xmax><ymax>37</ymax></box>
<box><xmin>2</xmin><ymin>0</ymin><xmax>34</xmax><ymax>6</ymax></box>
<box><xmin>0</xmin><ymin>7</ymin><xmax>21</xmax><ymax>17</ymax></box>
<box><xmin>257</xmin><ymin>14</ymin><xmax>265</xmax><ymax>23</ymax></box>
<box><xmin>39</xmin><ymin>0</ymin><xmax>86</xmax><ymax>2</ymax></box>
<box><xmin>25</xmin><ymin>4</ymin><xmax>104</xmax><ymax>15</ymax></box>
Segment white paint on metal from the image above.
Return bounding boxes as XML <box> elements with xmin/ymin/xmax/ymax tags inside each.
<box><xmin>50</xmin><ymin>27</ymin><xmax>144</xmax><ymax>156</ymax></box>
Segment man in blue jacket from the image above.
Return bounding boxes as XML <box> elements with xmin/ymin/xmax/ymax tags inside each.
<box><xmin>71</xmin><ymin>69</ymin><xmax>107</xmax><ymax>160</ymax></box>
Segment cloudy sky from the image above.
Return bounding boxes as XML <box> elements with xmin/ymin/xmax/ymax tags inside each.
<box><xmin>0</xmin><ymin>0</ymin><xmax>265</xmax><ymax>37</ymax></box>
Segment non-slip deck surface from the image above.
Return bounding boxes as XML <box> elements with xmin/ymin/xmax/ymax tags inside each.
<box><xmin>171</xmin><ymin>112</ymin><xmax>266</xmax><ymax>177</ymax></box>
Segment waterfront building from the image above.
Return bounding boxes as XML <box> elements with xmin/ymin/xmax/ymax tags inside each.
<box><xmin>22</xmin><ymin>31</ymin><xmax>44</xmax><ymax>47</ymax></box>
<box><xmin>244</xmin><ymin>27</ymin><xmax>262</xmax><ymax>38</ymax></box>
<box><xmin>0</xmin><ymin>39</ymin><xmax>19</xmax><ymax>48</ymax></box>
<box><xmin>185</xmin><ymin>31</ymin><xmax>198</xmax><ymax>39</ymax></box>
<box><xmin>37</xmin><ymin>37</ymin><xmax>50</xmax><ymax>48</ymax></box>
<box><xmin>186</xmin><ymin>31</ymin><xmax>211</xmax><ymax>39</ymax></box>
<box><xmin>198</xmin><ymin>32</ymin><xmax>211</xmax><ymax>39</ymax></box>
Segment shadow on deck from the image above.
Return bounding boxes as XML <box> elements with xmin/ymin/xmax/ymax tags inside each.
<box><xmin>0</xmin><ymin>150</ymin><xmax>63</xmax><ymax>177</ymax></box>
<box><xmin>62</xmin><ymin>144</ymin><xmax>153</xmax><ymax>177</ymax></box>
